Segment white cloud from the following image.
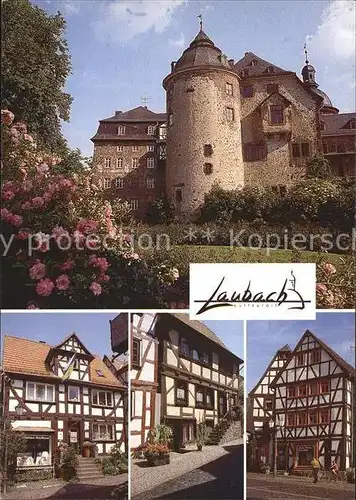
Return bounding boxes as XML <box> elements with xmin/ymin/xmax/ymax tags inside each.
<box><xmin>62</xmin><ymin>2</ymin><xmax>80</xmax><ymax>16</ymax></box>
<box><xmin>169</xmin><ymin>33</ymin><xmax>185</xmax><ymax>48</ymax></box>
<box><xmin>93</xmin><ymin>0</ymin><xmax>186</xmax><ymax>45</ymax></box>
<box><xmin>306</xmin><ymin>0</ymin><xmax>355</xmax><ymax>63</ymax></box>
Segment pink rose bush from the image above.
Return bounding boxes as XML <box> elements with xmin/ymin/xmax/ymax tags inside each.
<box><xmin>1</xmin><ymin>111</ymin><xmax>181</xmax><ymax>309</ymax></box>
<box><xmin>316</xmin><ymin>257</ymin><xmax>354</xmax><ymax>309</ymax></box>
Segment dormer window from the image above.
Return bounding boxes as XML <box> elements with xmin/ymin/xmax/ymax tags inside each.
<box><xmin>269</xmin><ymin>105</ymin><xmax>284</xmax><ymax>125</ymax></box>
<box><xmin>266</xmin><ymin>66</ymin><xmax>275</xmax><ymax>74</ymax></box>
<box><xmin>241</xmin><ymin>68</ymin><xmax>249</xmax><ymax>77</ymax></box>
<box><xmin>147</xmin><ymin>125</ymin><xmax>155</xmax><ymax>135</ymax></box>
<box><xmin>347</xmin><ymin>119</ymin><xmax>356</xmax><ymax>129</ymax></box>
<box><xmin>251</xmin><ymin>59</ymin><xmax>258</xmax><ymax>66</ymax></box>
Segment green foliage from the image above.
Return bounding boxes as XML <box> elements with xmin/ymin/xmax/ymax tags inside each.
<box><xmin>196</xmin><ymin>420</ymin><xmax>209</xmax><ymax>447</ymax></box>
<box><xmin>15</xmin><ymin>468</ymin><xmax>52</xmax><ymax>482</ymax></box>
<box><xmin>144</xmin><ymin>198</ymin><xmax>175</xmax><ymax>224</ymax></box>
<box><xmin>60</xmin><ymin>445</ymin><xmax>78</xmax><ymax>481</ymax></box>
<box><xmin>99</xmin><ymin>444</ymin><xmax>128</xmax><ymax>475</ymax></box>
<box><xmin>0</xmin><ymin>418</ymin><xmax>26</xmax><ymax>482</ymax></box>
<box><xmin>154</xmin><ymin>423</ymin><xmax>173</xmax><ymax>444</ymax></box>
<box><xmin>1</xmin><ymin>0</ymin><xmax>72</xmax><ymax>151</ymax></box>
<box><xmin>306</xmin><ymin>154</ymin><xmax>332</xmax><ymax>179</ymax></box>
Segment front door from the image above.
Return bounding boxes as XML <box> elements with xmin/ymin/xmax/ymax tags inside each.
<box><xmin>67</xmin><ymin>420</ymin><xmax>81</xmax><ymax>454</ymax></box>
<box><xmin>218</xmin><ymin>392</ymin><xmax>227</xmax><ymax>418</ymax></box>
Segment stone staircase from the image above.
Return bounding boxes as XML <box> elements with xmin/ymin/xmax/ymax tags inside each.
<box><xmin>207</xmin><ymin>419</ymin><xmax>242</xmax><ymax>446</ymax></box>
<box><xmin>76</xmin><ymin>456</ymin><xmax>104</xmax><ymax>481</ymax></box>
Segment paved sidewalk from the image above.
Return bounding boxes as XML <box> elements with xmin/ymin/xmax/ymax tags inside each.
<box><xmin>131</xmin><ymin>439</ymin><xmax>243</xmax><ymax>497</ymax></box>
<box><xmin>248</xmin><ymin>472</ymin><xmax>354</xmax><ymax>490</ymax></box>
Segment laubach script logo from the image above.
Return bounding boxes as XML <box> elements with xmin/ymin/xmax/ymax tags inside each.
<box><xmin>194</xmin><ymin>271</ymin><xmax>311</xmax><ymax>315</ymax></box>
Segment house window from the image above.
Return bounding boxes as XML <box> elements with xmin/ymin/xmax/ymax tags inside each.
<box><xmin>147</xmin><ymin>158</ymin><xmax>155</xmax><ymax>169</ymax></box>
<box><xmin>265</xmin><ymin>399</ymin><xmax>273</xmax><ymax>411</ymax></box>
<box><xmin>196</xmin><ymin>387</ymin><xmax>205</xmax><ymax>406</ymax></box>
<box><xmin>309</xmin><ymin>412</ymin><xmax>318</xmax><ymax>425</ymax></box>
<box><xmin>192</xmin><ymin>349</ymin><xmax>199</xmax><ymax>361</ymax></box>
<box><xmin>132</xmin><ymin>339</ymin><xmax>141</xmax><ymax>367</ymax></box>
<box><xmin>296</xmin><ymin>353</ymin><xmax>304</xmax><ymax>366</ymax></box>
<box><xmin>147</xmin><ymin>145</ymin><xmax>155</xmax><ymax>152</ymax></box>
<box><xmin>243</xmin><ymin>143</ymin><xmax>267</xmax><ymax>162</ymax></box>
<box><xmin>168</xmin><ymin>113</ymin><xmax>173</xmax><ymax>126</ymax></box>
<box><xmin>176</xmin><ymin>380</ymin><xmax>188</xmax><ymax>405</ymax></box>
<box><xmin>320</xmin><ymin>121</ymin><xmax>325</xmax><ymax>131</ymax></box>
<box><xmin>287</xmin><ymin>413</ymin><xmax>295</xmax><ymax>426</ymax></box>
<box><xmin>147</xmin><ymin>125</ymin><xmax>155</xmax><ymax>135</ymax></box>
<box><xmin>132</xmin><ymin>145</ymin><xmax>138</xmax><ymax>152</ymax></box>
<box><xmin>26</xmin><ymin>382</ymin><xmax>54</xmax><ymax>402</ymax></box>
<box><xmin>18</xmin><ymin>436</ymin><xmax>52</xmax><ymax>467</ymax></box>
<box><xmin>91</xmin><ymin>390</ymin><xmax>113</xmax><ymax>407</ymax></box>
<box><xmin>175</xmin><ymin>189</ymin><xmax>182</xmax><ymax>204</ymax></box>
<box><xmin>267</xmin><ymin>83</ymin><xmax>278</xmax><ymax>93</ymax></box>
<box><xmin>147</xmin><ymin>178</ymin><xmax>155</xmax><ymax>189</ymax></box>
<box><xmin>104</xmin><ymin>158</ymin><xmax>111</xmax><ymax>169</ymax></box>
<box><xmin>319</xmin><ymin>410</ymin><xmax>329</xmax><ymax>424</ymax></box>
<box><xmin>225</xmin><ymin>107</ymin><xmax>235</xmax><ymax>122</ymax></box>
<box><xmin>103</xmin><ymin>178</ymin><xmax>111</xmax><ymax>189</ymax></box>
<box><xmin>132</xmin><ymin>158</ymin><xmax>138</xmax><ymax>168</ymax></box>
<box><xmin>288</xmin><ymin>386</ymin><xmax>296</xmax><ymax>398</ymax></box>
<box><xmin>241</xmin><ymin>85</ymin><xmax>254</xmax><ymax>98</ymax></box>
<box><xmin>118</xmin><ymin>126</ymin><xmax>125</xmax><ymax>135</ymax></box>
<box><xmin>115</xmin><ymin>177</ymin><xmax>123</xmax><ymax>188</ymax></box>
<box><xmin>299</xmin><ymin>384</ymin><xmax>307</xmax><ymax>397</ymax></box>
<box><xmin>117</xmin><ymin>158</ymin><xmax>123</xmax><ymax>169</ymax></box>
<box><xmin>68</xmin><ymin>386</ymin><xmax>80</xmax><ymax>402</ymax></box>
<box><xmin>204</xmin><ymin>144</ymin><xmax>213</xmax><ymax>156</ymax></box>
<box><xmin>92</xmin><ymin>423</ymin><xmax>114</xmax><ymax>441</ymax></box>
<box><xmin>309</xmin><ymin>381</ymin><xmax>318</xmax><ymax>395</ymax></box>
<box><xmin>130</xmin><ymin>199</ymin><xmax>139</xmax><ymax>210</ymax></box>
<box><xmin>203</xmin><ymin>163</ymin><xmax>213</xmax><ymax>175</ymax></box>
<box><xmin>320</xmin><ymin>381</ymin><xmax>329</xmax><ymax>394</ymax></box>
<box><xmin>297</xmin><ymin>413</ymin><xmax>306</xmax><ymax>426</ymax></box>
<box><xmin>292</xmin><ymin>143</ymin><xmax>310</xmax><ymax>158</ymax></box>
<box><xmin>226</xmin><ymin>82</ymin><xmax>233</xmax><ymax>96</ymax></box>
<box><xmin>206</xmin><ymin>388</ymin><xmax>214</xmax><ymax>408</ymax></box>
<box><xmin>270</xmin><ymin>105</ymin><xmax>284</xmax><ymax>125</ymax></box>
<box><xmin>180</xmin><ymin>337</ymin><xmax>190</xmax><ymax>357</ymax></box>
<box><xmin>117</xmin><ymin>146</ymin><xmax>123</xmax><ymax>152</ymax></box>
<box><xmin>311</xmin><ymin>349</ymin><xmax>321</xmax><ymax>363</ymax></box>
<box><xmin>200</xmin><ymin>352</ymin><xmax>209</xmax><ymax>365</ymax></box>
<box><xmin>159</xmin><ymin>125</ymin><xmax>167</xmax><ymax>139</ymax></box>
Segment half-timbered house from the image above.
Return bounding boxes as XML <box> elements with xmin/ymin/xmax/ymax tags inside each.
<box><xmin>1</xmin><ymin>333</ymin><xmax>126</xmax><ymax>473</ymax></box>
<box><xmin>271</xmin><ymin>330</ymin><xmax>354</xmax><ymax>471</ymax></box>
<box><xmin>248</xmin><ymin>344</ymin><xmax>291</xmax><ymax>465</ymax></box>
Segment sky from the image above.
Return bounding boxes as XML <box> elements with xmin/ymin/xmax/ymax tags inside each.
<box><xmin>1</xmin><ymin>312</ymin><xmax>120</xmax><ymax>357</ymax></box>
<box><xmin>204</xmin><ymin>320</ymin><xmax>244</xmax><ymax>363</ymax></box>
<box><xmin>247</xmin><ymin>311</ymin><xmax>355</xmax><ymax>392</ymax></box>
<box><xmin>32</xmin><ymin>0</ymin><xmax>355</xmax><ymax>156</ymax></box>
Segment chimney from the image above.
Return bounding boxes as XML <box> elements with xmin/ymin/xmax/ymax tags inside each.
<box><xmin>228</xmin><ymin>59</ymin><xmax>235</xmax><ymax>65</ymax></box>
<box><xmin>39</xmin><ymin>341</ymin><xmax>47</xmax><ymax>344</ymax></box>
<box><xmin>171</xmin><ymin>61</ymin><xmax>176</xmax><ymax>72</ymax></box>
<box><xmin>115</xmin><ymin>110</ymin><xmax>122</xmax><ymax>116</ymax></box>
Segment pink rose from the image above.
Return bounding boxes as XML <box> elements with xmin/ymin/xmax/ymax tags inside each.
<box><xmin>56</xmin><ymin>274</ymin><xmax>70</xmax><ymax>291</ymax></box>
<box><xmin>322</xmin><ymin>263</ymin><xmax>336</xmax><ymax>276</ymax></box>
<box><xmin>19</xmin><ymin>168</ymin><xmax>28</xmax><ymax>180</ymax></box>
<box><xmin>99</xmin><ymin>274</ymin><xmax>110</xmax><ymax>282</ymax></box>
<box><xmin>22</xmin><ymin>180</ymin><xmax>33</xmax><ymax>191</ymax></box>
<box><xmin>89</xmin><ymin>282</ymin><xmax>102</xmax><ymax>296</ymax></box>
<box><xmin>58</xmin><ymin>260</ymin><xmax>74</xmax><ymax>271</ymax></box>
<box><xmin>15</xmin><ymin>229</ymin><xmax>30</xmax><ymax>240</ymax></box>
<box><xmin>76</xmin><ymin>219</ymin><xmax>98</xmax><ymax>235</ymax></box>
<box><xmin>24</xmin><ymin>133</ymin><xmax>34</xmax><ymax>143</ymax></box>
<box><xmin>1</xmin><ymin>109</ymin><xmax>15</xmax><ymax>126</ymax></box>
<box><xmin>43</xmin><ymin>192</ymin><xmax>52</xmax><ymax>203</ymax></box>
<box><xmin>36</xmin><ymin>163</ymin><xmax>49</xmax><ymax>174</ymax></box>
<box><xmin>316</xmin><ymin>283</ymin><xmax>328</xmax><ymax>294</ymax></box>
<box><xmin>31</xmin><ymin>197</ymin><xmax>45</xmax><ymax>208</ymax></box>
<box><xmin>94</xmin><ymin>257</ymin><xmax>109</xmax><ymax>272</ymax></box>
<box><xmin>1</xmin><ymin>208</ymin><xmax>11</xmax><ymax>220</ymax></box>
<box><xmin>2</xmin><ymin>190</ymin><xmax>15</xmax><ymax>200</ymax></box>
<box><xmin>26</xmin><ymin>303</ymin><xmax>39</xmax><ymax>309</ymax></box>
<box><xmin>36</xmin><ymin>278</ymin><xmax>55</xmax><ymax>297</ymax></box>
<box><xmin>89</xmin><ymin>255</ymin><xmax>97</xmax><ymax>264</ymax></box>
<box><xmin>29</xmin><ymin>261</ymin><xmax>46</xmax><ymax>280</ymax></box>
<box><xmin>52</xmin><ymin>225</ymin><xmax>69</xmax><ymax>238</ymax></box>
<box><xmin>21</xmin><ymin>201</ymin><xmax>32</xmax><ymax>210</ymax></box>
<box><xmin>13</xmin><ymin>121</ymin><xmax>27</xmax><ymax>134</ymax></box>
<box><xmin>6</xmin><ymin>213</ymin><xmax>23</xmax><ymax>227</ymax></box>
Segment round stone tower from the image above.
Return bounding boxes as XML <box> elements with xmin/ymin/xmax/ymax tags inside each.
<box><xmin>162</xmin><ymin>28</ymin><xmax>244</xmax><ymax>216</ymax></box>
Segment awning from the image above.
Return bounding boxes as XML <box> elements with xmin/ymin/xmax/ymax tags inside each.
<box><xmin>14</xmin><ymin>427</ymin><xmax>55</xmax><ymax>433</ymax></box>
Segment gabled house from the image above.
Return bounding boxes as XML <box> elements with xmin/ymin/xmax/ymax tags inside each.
<box><xmin>1</xmin><ymin>333</ymin><xmax>126</xmax><ymax>472</ymax></box>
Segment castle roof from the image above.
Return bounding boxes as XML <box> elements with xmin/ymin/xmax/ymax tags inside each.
<box><xmin>321</xmin><ymin>113</ymin><xmax>356</xmax><ymax>136</ymax></box>
<box><xmin>234</xmin><ymin>52</ymin><xmax>290</xmax><ymax>78</ymax></box>
<box><xmin>101</xmin><ymin>106</ymin><xmax>166</xmax><ymax>123</ymax></box>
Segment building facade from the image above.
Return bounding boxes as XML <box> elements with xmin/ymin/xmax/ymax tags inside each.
<box><xmin>248</xmin><ymin>330</ymin><xmax>355</xmax><ymax>472</ymax></box>
<box><xmin>1</xmin><ymin>333</ymin><xmax>126</xmax><ymax>473</ymax></box>
<box><xmin>91</xmin><ymin>27</ymin><xmax>355</xmax><ymax>217</ymax></box>
<box><xmin>130</xmin><ymin>313</ymin><xmax>243</xmax><ymax>451</ymax></box>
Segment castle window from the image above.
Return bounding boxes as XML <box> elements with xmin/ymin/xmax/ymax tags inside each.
<box><xmin>168</xmin><ymin>113</ymin><xmax>173</xmax><ymax>126</ymax></box>
<box><xmin>320</xmin><ymin>121</ymin><xmax>325</xmax><ymax>131</ymax></box>
<box><xmin>159</xmin><ymin>125</ymin><xmax>167</xmax><ymax>139</ymax></box>
<box><xmin>92</xmin><ymin>390</ymin><xmax>113</xmax><ymax>407</ymax></box>
<box><xmin>279</xmin><ymin>185</ymin><xmax>287</xmax><ymax>197</ymax></box>
<box><xmin>147</xmin><ymin>125</ymin><xmax>155</xmax><ymax>135</ymax></box>
<box><xmin>115</xmin><ymin>177</ymin><xmax>123</xmax><ymax>188</ymax></box>
<box><xmin>117</xmin><ymin>126</ymin><xmax>125</xmax><ymax>135</ymax></box>
<box><xmin>176</xmin><ymin>380</ymin><xmax>188</xmax><ymax>405</ymax></box>
<box><xmin>251</xmin><ymin>59</ymin><xmax>258</xmax><ymax>66</ymax></box>
<box><xmin>132</xmin><ymin>158</ymin><xmax>139</xmax><ymax>168</ymax></box>
<box><xmin>226</xmin><ymin>82</ymin><xmax>233</xmax><ymax>96</ymax></box>
<box><xmin>117</xmin><ymin>158</ymin><xmax>123</xmax><ymax>169</ymax></box>
<box><xmin>185</xmin><ymin>87</ymin><xmax>195</xmax><ymax>93</ymax></box>
<box><xmin>203</xmin><ymin>163</ymin><xmax>213</xmax><ymax>175</ymax></box>
<box><xmin>175</xmin><ymin>189</ymin><xmax>182</xmax><ymax>203</ymax></box>
<box><xmin>322</xmin><ymin>142</ymin><xmax>328</xmax><ymax>154</ymax></box>
<box><xmin>147</xmin><ymin>178</ymin><xmax>155</xmax><ymax>189</ymax></box>
<box><xmin>132</xmin><ymin>145</ymin><xmax>138</xmax><ymax>152</ymax></box>
<box><xmin>347</xmin><ymin>119</ymin><xmax>356</xmax><ymax>129</ymax></box>
<box><xmin>241</xmin><ymin>85</ymin><xmax>254</xmax><ymax>98</ymax></box>
<box><xmin>269</xmin><ymin>105</ymin><xmax>284</xmax><ymax>124</ymax></box>
<box><xmin>266</xmin><ymin>66</ymin><xmax>275</xmax><ymax>74</ymax></box>
<box><xmin>296</xmin><ymin>353</ymin><xmax>304</xmax><ymax>366</ymax></box>
<box><xmin>147</xmin><ymin>145</ymin><xmax>155</xmax><ymax>152</ymax></box>
<box><xmin>311</xmin><ymin>349</ymin><xmax>321</xmax><ymax>363</ymax></box>
<box><xmin>243</xmin><ymin>143</ymin><xmax>267</xmax><ymax>162</ymax></box>
<box><xmin>225</xmin><ymin>107</ymin><xmax>235</xmax><ymax>122</ymax></box>
<box><xmin>267</xmin><ymin>83</ymin><xmax>278</xmax><ymax>94</ymax></box>
<box><xmin>117</xmin><ymin>146</ymin><xmax>123</xmax><ymax>152</ymax></box>
<box><xmin>130</xmin><ymin>199</ymin><xmax>139</xmax><ymax>210</ymax></box>
<box><xmin>159</xmin><ymin>144</ymin><xmax>166</xmax><ymax>160</ymax></box>
<box><xmin>292</xmin><ymin>143</ymin><xmax>310</xmax><ymax>158</ymax></box>
<box><xmin>147</xmin><ymin>158</ymin><xmax>155</xmax><ymax>169</ymax></box>
<box><xmin>103</xmin><ymin>178</ymin><xmax>111</xmax><ymax>189</ymax></box>
<box><xmin>132</xmin><ymin>339</ymin><xmax>141</xmax><ymax>367</ymax></box>
<box><xmin>241</xmin><ymin>68</ymin><xmax>249</xmax><ymax>77</ymax></box>
<box><xmin>68</xmin><ymin>386</ymin><xmax>80</xmax><ymax>402</ymax></box>
<box><xmin>104</xmin><ymin>158</ymin><xmax>111</xmax><ymax>169</ymax></box>
<box><xmin>204</xmin><ymin>144</ymin><xmax>213</xmax><ymax>156</ymax></box>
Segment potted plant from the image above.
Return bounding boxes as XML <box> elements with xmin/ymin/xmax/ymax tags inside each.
<box><xmin>144</xmin><ymin>443</ymin><xmax>170</xmax><ymax>466</ymax></box>
<box><xmin>196</xmin><ymin>420</ymin><xmax>208</xmax><ymax>451</ymax></box>
<box><xmin>82</xmin><ymin>441</ymin><xmax>93</xmax><ymax>458</ymax></box>
<box><xmin>155</xmin><ymin>423</ymin><xmax>173</xmax><ymax>445</ymax></box>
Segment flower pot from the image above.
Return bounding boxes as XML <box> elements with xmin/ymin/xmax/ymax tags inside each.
<box><xmin>82</xmin><ymin>447</ymin><xmax>91</xmax><ymax>458</ymax></box>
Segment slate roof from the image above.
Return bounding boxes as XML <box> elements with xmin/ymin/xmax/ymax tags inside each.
<box><xmin>101</xmin><ymin>106</ymin><xmax>166</xmax><ymax>123</ymax></box>
<box><xmin>234</xmin><ymin>52</ymin><xmax>290</xmax><ymax>77</ymax></box>
<box><xmin>321</xmin><ymin>113</ymin><xmax>356</xmax><ymax>136</ymax></box>
<box><xmin>3</xmin><ymin>335</ymin><xmax>125</xmax><ymax>388</ymax></box>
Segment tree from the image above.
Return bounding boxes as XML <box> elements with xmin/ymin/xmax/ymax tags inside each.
<box><xmin>1</xmin><ymin>0</ymin><xmax>72</xmax><ymax>151</ymax></box>
<box><xmin>0</xmin><ymin>418</ymin><xmax>26</xmax><ymax>483</ymax></box>
<box><xmin>306</xmin><ymin>154</ymin><xmax>332</xmax><ymax>179</ymax></box>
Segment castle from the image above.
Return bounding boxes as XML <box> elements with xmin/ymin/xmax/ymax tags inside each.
<box><xmin>91</xmin><ymin>26</ymin><xmax>356</xmax><ymax>218</ymax></box>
